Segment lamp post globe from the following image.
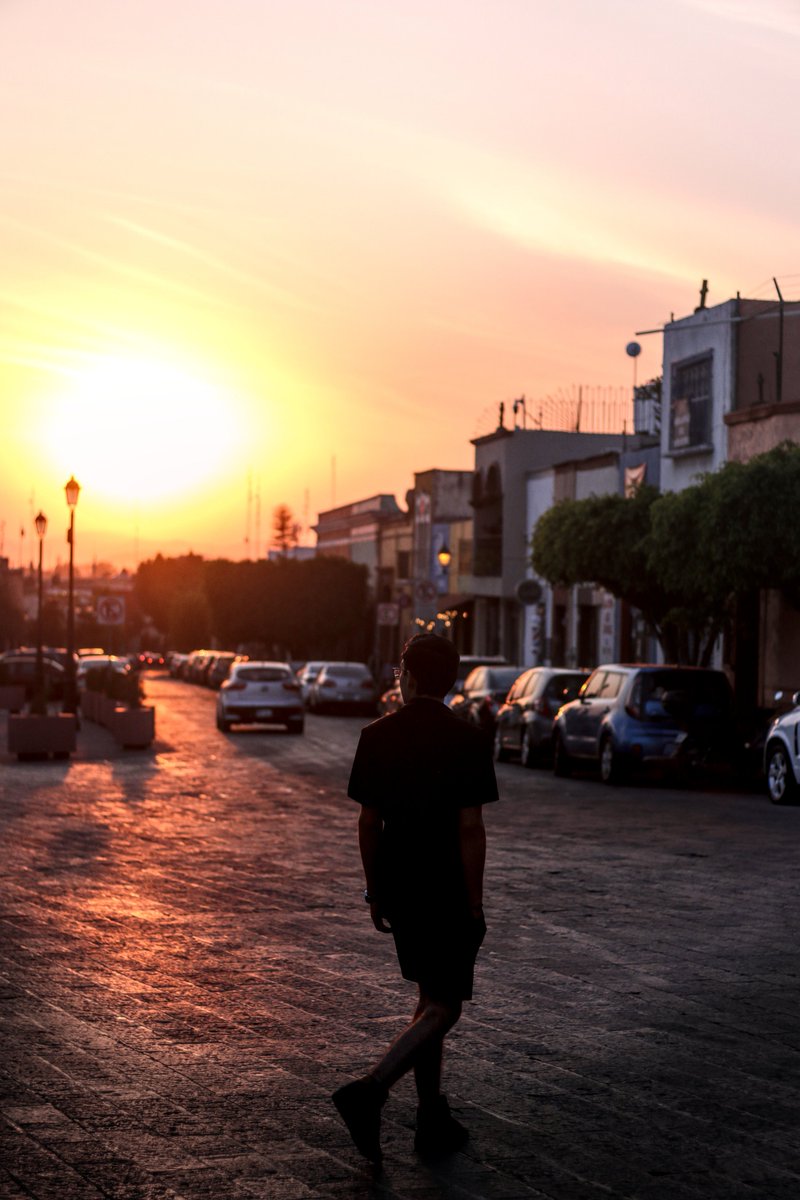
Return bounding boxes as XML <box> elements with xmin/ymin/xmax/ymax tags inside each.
<box><xmin>64</xmin><ymin>476</ymin><xmax>80</xmax><ymax>714</ymax></box>
<box><xmin>437</xmin><ymin>545</ymin><xmax>452</xmax><ymax>568</ymax></box>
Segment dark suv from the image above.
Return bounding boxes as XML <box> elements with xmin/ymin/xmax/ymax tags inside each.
<box><xmin>552</xmin><ymin>664</ymin><xmax>736</xmax><ymax>784</ymax></box>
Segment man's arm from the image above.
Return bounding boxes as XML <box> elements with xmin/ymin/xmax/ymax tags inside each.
<box><xmin>457</xmin><ymin>805</ymin><xmax>486</xmax><ymax>916</ymax></box>
<box><xmin>358</xmin><ymin>805</ymin><xmax>392</xmax><ymax>932</ymax></box>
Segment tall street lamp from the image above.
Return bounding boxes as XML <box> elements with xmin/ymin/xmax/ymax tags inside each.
<box><xmin>34</xmin><ymin>511</ymin><xmax>47</xmax><ymax>709</ymax></box>
<box><xmin>64</xmin><ymin>476</ymin><xmax>80</xmax><ymax>713</ymax></box>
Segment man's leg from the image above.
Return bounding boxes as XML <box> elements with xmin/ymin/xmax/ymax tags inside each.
<box><xmin>369</xmin><ymin>989</ymin><xmax>461</xmax><ymax>1091</ymax></box>
<box><xmin>331</xmin><ymin>990</ymin><xmax>461</xmax><ymax>1161</ymax></box>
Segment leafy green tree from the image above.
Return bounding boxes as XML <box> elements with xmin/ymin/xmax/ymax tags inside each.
<box><xmin>532</xmin><ymin>442</ymin><xmax>800</xmax><ymax>667</ymax></box>
<box><xmin>168</xmin><ymin>590</ymin><xmax>212</xmax><ymax>651</ymax></box>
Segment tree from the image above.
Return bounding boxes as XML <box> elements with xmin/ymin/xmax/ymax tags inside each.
<box><xmin>531</xmin><ymin>443</ymin><xmax>800</xmax><ymax>667</ymax></box>
<box><xmin>271</xmin><ymin>505</ymin><xmax>301</xmax><ymax>556</ymax></box>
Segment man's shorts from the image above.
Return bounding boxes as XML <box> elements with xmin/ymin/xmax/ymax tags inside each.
<box><xmin>389</xmin><ymin>911</ymin><xmax>487</xmax><ymax>1002</ymax></box>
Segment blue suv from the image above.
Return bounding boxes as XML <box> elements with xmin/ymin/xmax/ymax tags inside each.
<box><xmin>552</xmin><ymin>664</ymin><xmax>736</xmax><ymax>784</ymax></box>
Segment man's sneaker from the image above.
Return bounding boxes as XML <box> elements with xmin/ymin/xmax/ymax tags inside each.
<box><xmin>414</xmin><ymin>1094</ymin><xmax>469</xmax><ymax>1157</ymax></box>
<box><xmin>332</xmin><ymin>1076</ymin><xmax>387</xmax><ymax>1161</ymax></box>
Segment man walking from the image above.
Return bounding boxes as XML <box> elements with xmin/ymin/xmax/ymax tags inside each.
<box><xmin>332</xmin><ymin>633</ymin><xmax>498</xmax><ymax>1161</ymax></box>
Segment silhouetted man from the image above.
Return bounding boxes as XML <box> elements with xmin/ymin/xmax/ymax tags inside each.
<box><xmin>332</xmin><ymin>633</ymin><xmax>498</xmax><ymax>1161</ymax></box>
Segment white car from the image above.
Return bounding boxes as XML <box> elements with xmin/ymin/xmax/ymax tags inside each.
<box><xmin>764</xmin><ymin>691</ymin><xmax>800</xmax><ymax>804</ymax></box>
<box><xmin>216</xmin><ymin>660</ymin><xmax>304</xmax><ymax>734</ymax></box>
<box><xmin>307</xmin><ymin>662</ymin><xmax>377</xmax><ymax>714</ymax></box>
<box><xmin>296</xmin><ymin>660</ymin><xmax>326</xmax><ymax>704</ymax></box>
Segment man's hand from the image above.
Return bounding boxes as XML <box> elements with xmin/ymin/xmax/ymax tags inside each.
<box><xmin>369</xmin><ymin>901</ymin><xmax>392</xmax><ymax>934</ymax></box>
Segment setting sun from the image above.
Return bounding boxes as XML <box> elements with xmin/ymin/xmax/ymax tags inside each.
<box><xmin>41</xmin><ymin>355</ymin><xmax>246</xmax><ymax>506</ymax></box>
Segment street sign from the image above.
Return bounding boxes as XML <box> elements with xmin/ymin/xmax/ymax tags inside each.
<box><xmin>376</xmin><ymin>602</ymin><xmax>399</xmax><ymax>626</ymax></box>
<box><xmin>516</xmin><ymin>578</ymin><xmax>543</xmax><ymax>605</ymax></box>
<box><xmin>96</xmin><ymin>595</ymin><xmax>126</xmax><ymax>625</ymax></box>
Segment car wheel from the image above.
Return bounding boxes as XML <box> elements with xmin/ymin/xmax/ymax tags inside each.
<box><xmin>286</xmin><ymin>720</ymin><xmax>305</xmax><ymax>735</ymax></box>
<box><xmin>521</xmin><ymin>727</ymin><xmax>538</xmax><ymax>769</ymax></box>
<box><xmin>493</xmin><ymin>728</ymin><xmax>510</xmax><ymax>763</ymax></box>
<box><xmin>216</xmin><ymin>711</ymin><xmax>231</xmax><ymax>733</ymax></box>
<box><xmin>766</xmin><ymin>742</ymin><xmax>798</xmax><ymax>805</ymax></box>
<box><xmin>553</xmin><ymin>731</ymin><xmax>572</xmax><ymax>777</ymax></box>
<box><xmin>599</xmin><ymin>735</ymin><xmax>625</xmax><ymax>785</ymax></box>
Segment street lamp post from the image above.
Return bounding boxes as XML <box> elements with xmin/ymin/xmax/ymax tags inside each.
<box><xmin>34</xmin><ymin>511</ymin><xmax>47</xmax><ymax>709</ymax></box>
<box><xmin>64</xmin><ymin>476</ymin><xmax>80</xmax><ymax>713</ymax></box>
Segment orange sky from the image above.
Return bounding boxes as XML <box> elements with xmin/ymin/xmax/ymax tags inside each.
<box><xmin>2</xmin><ymin>0</ymin><xmax>799</xmax><ymax>569</ymax></box>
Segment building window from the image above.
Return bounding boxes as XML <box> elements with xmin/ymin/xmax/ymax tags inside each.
<box><xmin>670</xmin><ymin>354</ymin><xmax>712</xmax><ymax>450</ymax></box>
<box><xmin>396</xmin><ymin>550</ymin><xmax>410</xmax><ymax>580</ymax></box>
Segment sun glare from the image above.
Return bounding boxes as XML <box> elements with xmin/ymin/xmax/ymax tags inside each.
<box><xmin>42</xmin><ymin>355</ymin><xmax>246</xmax><ymax>505</ymax></box>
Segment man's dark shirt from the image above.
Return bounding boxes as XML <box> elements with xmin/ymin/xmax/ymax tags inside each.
<box><xmin>347</xmin><ymin>697</ymin><xmax>498</xmax><ymax>922</ymax></box>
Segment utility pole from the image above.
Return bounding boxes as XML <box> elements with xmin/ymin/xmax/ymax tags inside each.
<box><xmin>773</xmin><ymin>277</ymin><xmax>785</xmax><ymax>406</ymax></box>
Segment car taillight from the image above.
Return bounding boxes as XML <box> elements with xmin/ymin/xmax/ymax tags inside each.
<box><xmin>360</xmin><ymin>679</ymin><xmax>375</xmax><ymax>689</ymax></box>
<box><xmin>625</xmin><ymin>703</ymin><xmax>641</xmax><ymax>720</ymax></box>
<box><xmin>282</xmin><ymin>681</ymin><xmax>300</xmax><ymax>692</ymax></box>
<box><xmin>223</xmin><ymin>682</ymin><xmax>246</xmax><ymax>691</ymax></box>
<box><xmin>534</xmin><ymin>698</ymin><xmax>549</xmax><ymax>715</ymax></box>
<box><xmin>321</xmin><ymin>679</ymin><xmax>336</xmax><ymax>688</ymax></box>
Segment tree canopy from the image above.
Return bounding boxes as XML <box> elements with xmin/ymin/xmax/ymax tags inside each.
<box><xmin>134</xmin><ymin>552</ymin><xmax>370</xmax><ymax>660</ymax></box>
<box><xmin>532</xmin><ymin>442</ymin><xmax>800</xmax><ymax>665</ymax></box>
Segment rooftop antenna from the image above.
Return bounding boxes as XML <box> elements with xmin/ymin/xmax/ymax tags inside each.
<box><xmin>695</xmin><ymin>278</ymin><xmax>709</xmax><ymax>312</ymax></box>
<box><xmin>626</xmin><ymin>341</ymin><xmax>642</xmax><ymax>392</ymax></box>
<box><xmin>512</xmin><ymin>395</ymin><xmax>527</xmax><ymax>430</ymax></box>
<box><xmin>254</xmin><ymin>477</ymin><xmax>262</xmax><ymax>560</ymax></box>
<box><xmin>244</xmin><ymin>470</ymin><xmax>252</xmax><ymax>558</ymax></box>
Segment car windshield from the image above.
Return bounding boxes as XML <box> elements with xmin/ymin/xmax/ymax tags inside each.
<box><xmin>488</xmin><ymin>668</ymin><xmax>525</xmax><ymax>690</ymax></box>
<box><xmin>237</xmin><ymin>667</ymin><xmax>290</xmax><ymax>683</ymax></box>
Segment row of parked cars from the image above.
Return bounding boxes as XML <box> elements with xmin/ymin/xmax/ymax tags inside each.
<box><xmin>396</xmin><ymin>655</ymin><xmax>797</xmax><ymax>801</ymax></box>
<box><xmin>168</xmin><ymin>650</ymin><xmax>381</xmax><ymax>733</ymax></box>
<box><xmin>0</xmin><ymin>646</ymin><xmax>138</xmax><ymax>703</ymax></box>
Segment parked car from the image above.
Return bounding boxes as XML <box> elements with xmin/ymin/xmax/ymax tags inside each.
<box><xmin>296</xmin><ymin>660</ymin><xmax>327</xmax><ymax>704</ymax></box>
<box><xmin>448</xmin><ymin>664</ymin><xmax>525</xmax><ymax>730</ymax></box>
<box><xmin>207</xmin><ymin>653</ymin><xmax>246</xmax><ymax>689</ymax></box>
<box><xmin>0</xmin><ymin>652</ymin><xmax>66</xmax><ymax>701</ymax></box>
<box><xmin>216</xmin><ymin>661</ymin><xmax>304</xmax><ymax>733</ymax></box>
<box><xmin>764</xmin><ymin>691</ymin><xmax>800</xmax><ymax>804</ymax></box>
<box><xmin>444</xmin><ymin>654</ymin><xmax>508</xmax><ymax>705</ymax></box>
<box><xmin>137</xmin><ymin>650</ymin><xmax>165</xmax><ymax>668</ymax></box>
<box><xmin>493</xmin><ymin>667</ymin><xmax>589</xmax><ymax>766</ymax></box>
<box><xmin>76</xmin><ymin>655</ymin><xmax>132</xmax><ymax>688</ymax></box>
<box><xmin>378</xmin><ymin>682</ymin><xmax>403</xmax><ymax>716</ymax></box>
<box><xmin>307</xmin><ymin>662</ymin><xmax>377</xmax><ymax>714</ymax></box>
<box><xmin>552</xmin><ymin>664</ymin><xmax>737</xmax><ymax>784</ymax></box>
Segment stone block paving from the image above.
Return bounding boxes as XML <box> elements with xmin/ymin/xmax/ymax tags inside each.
<box><xmin>1</xmin><ymin>675</ymin><xmax>800</xmax><ymax>1198</ymax></box>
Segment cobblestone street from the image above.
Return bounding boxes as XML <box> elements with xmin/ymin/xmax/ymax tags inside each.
<box><xmin>1</xmin><ymin>673</ymin><xmax>799</xmax><ymax>1199</ymax></box>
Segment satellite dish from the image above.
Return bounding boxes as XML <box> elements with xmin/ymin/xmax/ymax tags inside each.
<box><xmin>626</xmin><ymin>341</ymin><xmax>642</xmax><ymax>358</ymax></box>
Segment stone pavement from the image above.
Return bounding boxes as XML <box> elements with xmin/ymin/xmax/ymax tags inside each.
<box><xmin>1</xmin><ymin>675</ymin><xmax>800</xmax><ymax>1199</ymax></box>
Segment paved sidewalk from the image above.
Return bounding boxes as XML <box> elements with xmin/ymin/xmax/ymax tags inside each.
<box><xmin>1</xmin><ymin>684</ymin><xmax>800</xmax><ymax>1198</ymax></box>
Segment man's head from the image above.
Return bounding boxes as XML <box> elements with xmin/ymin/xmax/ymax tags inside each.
<box><xmin>400</xmin><ymin>633</ymin><xmax>460</xmax><ymax>700</ymax></box>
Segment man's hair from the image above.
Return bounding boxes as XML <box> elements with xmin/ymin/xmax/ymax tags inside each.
<box><xmin>401</xmin><ymin>633</ymin><xmax>460</xmax><ymax>698</ymax></box>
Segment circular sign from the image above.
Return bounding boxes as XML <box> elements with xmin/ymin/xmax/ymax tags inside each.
<box><xmin>516</xmin><ymin>578</ymin><xmax>543</xmax><ymax>605</ymax></box>
<box><xmin>96</xmin><ymin>595</ymin><xmax>126</xmax><ymax>625</ymax></box>
<box><xmin>625</xmin><ymin>341</ymin><xmax>642</xmax><ymax>357</ymax></box>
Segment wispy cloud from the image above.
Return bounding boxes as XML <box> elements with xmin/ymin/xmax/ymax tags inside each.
<box><xmin>105</xmin><ymin>215</ymin><xmax>313</xmax><ymax>311</ymax></box>
<box><xmin>678</xmin><ymin>0</ymin><xmax>800</xmax><ymax>37</ymax></box>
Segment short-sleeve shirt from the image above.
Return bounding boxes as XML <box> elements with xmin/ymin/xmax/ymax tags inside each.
<box><xmin>348</xmin><ymin>697</ymin><xmax>498</xmax><ymax>920</ymax></box>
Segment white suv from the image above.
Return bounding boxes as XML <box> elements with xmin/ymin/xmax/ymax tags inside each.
<box><xmin>764</xmin><ymin>692</ymin><xmax>800</xmax><ymax>804</ymax></box>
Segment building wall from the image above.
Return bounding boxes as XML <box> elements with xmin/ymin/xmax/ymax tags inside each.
<box><xmin>736</xmin><ymin>300</ymin><xmax>800</xmax><ymax>409</ymax></box>
<box><xmin>726</xmin><ymin>401</ymin><xmax>800</xmax><ymax>463</ymax></box>
<box><xmin>661</xmin><ymin>300</ymin><xmax>737</xmax><ymax>494</ymax></box>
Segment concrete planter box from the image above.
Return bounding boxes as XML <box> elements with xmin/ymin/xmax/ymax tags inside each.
<box><xmin>112</xmin><ymin>706</ymin><xmax>155</xmax><ymax>749</ymax></box>
<box><xmin>0</xmin><ymin>685</ymin><xmax>26</xmax><ymax>713</ymax></box>
<box><xmin>7</xmin><ymin>713</ymin><xmax>77</xmax><ymax>759</ymax></box>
